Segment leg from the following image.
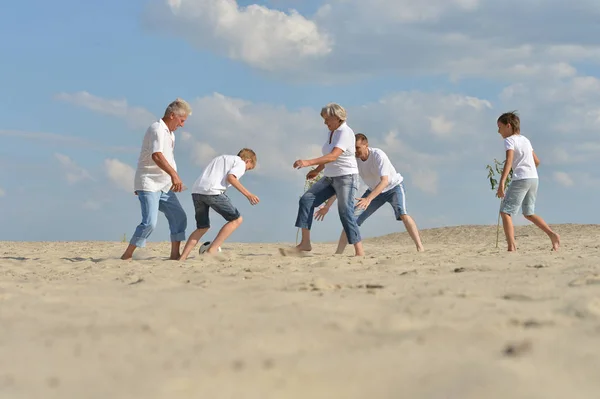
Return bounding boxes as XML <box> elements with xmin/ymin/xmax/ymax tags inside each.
<box><xmin>335</xmin><ymin>189</ymin><xmax>385</xmax><ymax>254</ymax></box>
<box><xmin>501</xmin><ymin>212</ymin><xmax>516</xmax><ymax>251</ymax></box>
<box><xmin>179</xmin><ymin>228</ymin><xmax>209</xmax><ymax>261</ymax></box>
<box><xmin>159</xmin><ymin>191</ymin><xmax>188</xmax><ymax>260</ymax></box>
<box><xmin>391</xmin><ymin>184</ymin><xmax>424</xmax><ymax>251</ymax></box>
<box><xmin>294</xmin><ymin>178</ymin><xmax>336</xmax><ymax>251</ymax></box>
<box><xmin>400</xmin><ymin>215</ymin><xmax>424</xmax><ymax>251</ymax></box>
<box><xmin>332</xmin><ymin>174</ymin><xmax>363</xmax><ymax>256</ymax></box>
<box><xmin>521</xmin><ymin>179</ymin><xmax>559</xmax><ymax>250</ymax></box>
<box><xmin>207</xmin><ymin>217</ymin><xmax>243</xmax><ymax>254</ymax></box>
<box><xmin>206</xmin><ymin>194</ymin><xmax>244</xmax><ymax>254</ymax></box>
<box><xmin>499</xmin><ymin>180</ymin><xmax>528</xmax><ymax>251</ymax></box>
<box><xmin>121</xmin><ymin>191</ymin><xmax>160</xmax><ymax>260</ymax></box>
<box><xmin>179</xmin><ymin>194</ymin><xmax>210</xmax><ymax>261</ymax></box>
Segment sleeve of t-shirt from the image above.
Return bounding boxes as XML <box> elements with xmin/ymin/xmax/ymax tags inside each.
<box><xmin>504</xmin><ymin>137</ymin><xmax>515</xmax><ymax>151</ymax></box>
<box><xmin>150</xmin><ymin>125</ymin><xmax>165</xmax><ymax>154</ymax></box>
<box><xmin>375</xmin><ymin>151</ymin><xmax>392</xmax><ymax>177</ymax></box>
<box><xmin>228</xmin><ymin>158</ymin><xmax>246</xmax><ymax>179</ymax></box>
<box><xmin>331</xmin><ymin>129</ymin><xmax>353</xmax><ymax>152</ymax></box>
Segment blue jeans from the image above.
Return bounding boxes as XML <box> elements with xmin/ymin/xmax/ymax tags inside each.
<box><xmin>356</xmin><ymin>183</ymin><xmax>407</xmax><ymax>226</ymax></box>
<box><xmin>130</xmin><ymin>190</ymin><xmax>187</xmax><ymax>247</ymax></box>
<box><xmin>295</xmin><ymin>174</ymin><xmax>361</xmax><ymax>244</ymax></box>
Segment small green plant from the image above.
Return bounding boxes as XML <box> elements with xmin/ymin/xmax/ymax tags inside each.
<box><xmin>122</xmin><ymin>233</ymin><xmax>127</xmax><ymax>243</ymax></box>
<box><xmin>486</xmin><ymin>159</ymin><xmax>513</xmax><ymax>248</ymax></box>
<box><xmin>296</xmin><ymin>168</ymin><xmax>324</xmax><ymax>245</ymax></box>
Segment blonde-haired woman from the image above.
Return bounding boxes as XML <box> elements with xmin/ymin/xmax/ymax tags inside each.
<box><xmin>287</xmin><ymin>103</ymin><xmax>364</xmax><ymax>256</ymax></box>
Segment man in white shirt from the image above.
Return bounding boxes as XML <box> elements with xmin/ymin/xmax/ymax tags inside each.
<box><xmin>317</xmin><ymin>133</ymin><xmax>424</xmax><ymax>253</ymax></box>
<box><xmin>121</xmin><ymin>98</ymin><xmax>192</xmax><ymax>260</ymax></box>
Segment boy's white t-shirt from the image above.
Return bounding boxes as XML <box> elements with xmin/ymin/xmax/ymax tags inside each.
<box><xmin>357</xmin><ymin>147</ymin><xmax>403</xmax><ymax>192</ymax></box>
<box><xmin>192</xmin><ymin>155</ymin><xmax>246</xmax><ymax>195</ymax></box>
<box><xmin>504</xmin><ymin>134</ymin><xmax>538</xmax><ymax>180</ymax></box>
<box><xmin>321</xmin><ymin>122</ymin><xmax>359</xmax><ymax>177</ymax></box>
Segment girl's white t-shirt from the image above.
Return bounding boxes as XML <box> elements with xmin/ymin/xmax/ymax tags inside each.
<box><xmin>504</xmin><ymin>134</ymin><xmax>538</xmax><ymax>180</ymax></box>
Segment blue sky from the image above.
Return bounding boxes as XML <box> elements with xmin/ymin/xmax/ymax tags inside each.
<box><xmin>1</xmin><ymin>0</ymin><xmax>600</xmax><ymax>244</ymax></box>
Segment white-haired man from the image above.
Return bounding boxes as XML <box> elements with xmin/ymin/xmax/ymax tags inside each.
<box><xmin>121</xmin><ymin>98</ymin><xmax>192</xmax><ymax>260</ymax></box>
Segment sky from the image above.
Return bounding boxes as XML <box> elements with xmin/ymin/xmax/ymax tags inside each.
<box><xmin>1</xmin><ymin>0</ymin><xmax>600</xmax><ymax>244</ymax></box>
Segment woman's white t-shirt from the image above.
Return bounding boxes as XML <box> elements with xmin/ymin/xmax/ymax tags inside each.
<box><xmin>321</xmin><ymin>122</ymin><xmax>358</xmax><ymax>177</ymax></box>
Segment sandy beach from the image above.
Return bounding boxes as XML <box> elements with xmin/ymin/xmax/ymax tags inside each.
<box><xmin>1</xmin><ymin>223</ymin><xmax>600</xmax><ymax>398</ymax></box>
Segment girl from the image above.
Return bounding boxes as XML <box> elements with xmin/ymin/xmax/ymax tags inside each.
<box><xmin>496</xmin><ymin>111</ymin><xmax>560</xmax><ymax>251</ymax></box>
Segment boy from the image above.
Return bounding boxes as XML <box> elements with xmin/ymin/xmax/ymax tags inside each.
<box><xmin>178</xmin><ymin>149</ymin><xmax>259</xmax><ymax>260</ymax></box>
<box><xmin>316</xmin><ymin>133</ymin><xmax>424</xmax><ymax>253</ymax></box>
<box><xmin>496</xmin><ymin>111</ymin><xmax>559</xmax><ymax>251</ymax></box>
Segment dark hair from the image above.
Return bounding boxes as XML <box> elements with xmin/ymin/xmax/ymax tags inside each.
<box><xmin>497</xmin><ymin>111</ymin><xmax>520</xmax><ymax>134</ymax></box>
<box><xmin>237</xmin><ymin>148</ymin><xmax>257</xmax><ymax>165</ymax></box>
<box><xmin>355</xmin><ymin>133</ymin><xmax>368</xmax><ymax>143</ymax></box>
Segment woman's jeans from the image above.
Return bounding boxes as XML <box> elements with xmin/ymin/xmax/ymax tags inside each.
<box><xmin>295</xmin><ymin>174</ymin><xmax>361</xmax><ymax>245</ymax></box>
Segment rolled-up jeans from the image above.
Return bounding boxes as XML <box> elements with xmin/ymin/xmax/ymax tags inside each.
<box><xmin>130</xmin><ymin>190</ymin><xmax>187</xmax><ymax>247</ymax></box>
<box><xmin>295</xmin><ymin>174</ymin><xmax>361</xmax><ymax>244</ymax></box>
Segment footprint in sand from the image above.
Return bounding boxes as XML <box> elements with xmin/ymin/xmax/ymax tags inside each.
<box><xmin>568</xmin><ymin>274</ymin><xmax>600</xmax><ymax>287</ymax></box>
<box><xmin>278</xmin><ymin>248</ymin><xmax>309</xmax><ymax>257</ymax></box>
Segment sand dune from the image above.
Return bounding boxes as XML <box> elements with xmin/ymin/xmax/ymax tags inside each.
<box><xmin>1</xmin><ymin>224</ymin><xmax>600</xmax><ymax>398</ymax></box>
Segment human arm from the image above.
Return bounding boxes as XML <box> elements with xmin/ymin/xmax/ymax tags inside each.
<box><xmin>532</xmin><ymin>151</ymin><xmax>540</xmax><ymax>167</ymax></box>
<box><xmin>315</xmin><ymin>195</ymin><xmax>337</xmax><ymax>221</ymax></box>
<box><xmin>151</xmin><ymin>152</ymin><xmax>183</xmax><ymax>192</ymax></box>
<box><xmin>356</xmin><ymin>175</ymin><xmax>389</xmax><ymax>210</ymax></box>
<box><xmin>227</xmin><ymin>174</ymin><xmax>259</xmax><ymax>205</ymax></box>
<box><xmin>497</xmin><ymin>150</ymin><xmax>514</xmax><ymax>198</ymax></box>
<box><xmin>294</xmin><ymin>148</ymin><xmax>343</xmax><ymax>169</ymax></box>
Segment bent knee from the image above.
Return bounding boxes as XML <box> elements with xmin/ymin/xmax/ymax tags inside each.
<box><xmin>231</xmin><ymin>215</ymin><xmax>243</xmax><ymax>225</ymax></box>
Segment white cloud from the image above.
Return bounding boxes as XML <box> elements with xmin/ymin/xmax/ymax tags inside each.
<box><xmin>54</xmin><ymin>153</ymin><xmax>93</xmax><ymax>184</ymax></box>
<box><xmin>554</xmin><ymin>171</ymin><xmax>575</xmax><ymax>187</ymax></box>
<box><xmin>144</xmin><ymin>0</ymin><xmax>600</xmax><ymax>81</ymax></box>
<box><xmin>104</xmin><ymin>159</ymin><xmax>135</xmax><ymax>192</ymax></box>
<box><xmin>429</xmin><ymin>115</ymin><xmax>454</xmax><ymax>136</ymax></box>
<box><xmin>0</xmin><ymin>188</ymin><xmax>5</xmax><ymax>197</ymax></box>
<box><xmin>83</xmin><ymin>200</ymin><xmax>103</xmax><ymax>211</ymax></box>
<box><xmin>55</xmin><ymin>91</ymin><xmax>156</xmax><ymax>129</ymax></box>
<box><xmin>412</xmin><ymin>169</ymin><xmax>439</xmax><ymax>194</ymax></box>
<box><xmin>144</xmin><ymin>0</ymin><xmax>332</xmax><ymax>71</ymax></box>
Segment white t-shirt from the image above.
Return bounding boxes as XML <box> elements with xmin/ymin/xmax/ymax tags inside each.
<box><xmin>321</xmin><ymin>122</ymin><xmax>359</xmax><ymax>177</ymax></box>
<box><xmin>357</xmin><ymin>147</ymin><xmax>403</xmax><ymax>192</ymax></box>
<box><xmin>134</xmin><ymin>119</ymin><xmax>177</xmax><ymax>192</ymax></box>
<box><xmin>504</xmin><ymin>134</ymin><xmax>538</xmax><ymax>180</ymax></box>
<box><xmin>192</xmin><ymin>155</ymin><xmax>246</xmax><ymax>195</ymax></box>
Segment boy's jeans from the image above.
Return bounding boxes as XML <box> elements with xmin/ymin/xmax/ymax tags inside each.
<box><xmin>295</xmin><ymin>174</ymin><xmax>361</xmax><ymax>244</ymax></box>
<box><xmin>130</xmin><ymin>190</ymin><xmax>187</xmax><ymax>247</ymax></box>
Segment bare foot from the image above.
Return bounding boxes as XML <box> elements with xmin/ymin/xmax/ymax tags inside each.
<box><xmin>551</xmin><ymin>233</ymin><xmax>560</xmax><ymax>251</ymax></box>
<box><xmin>417</xmin><ymin>246</ymin><xmax>425</xmax><ymax>252</ymax></box>
<box><xmin>120</xmin><ymin>254</ymin><xmax>133</xmax><ymax>260</ymax></box>
<box><xmin>169</xmin><ymin>255</ymin><xmax>180</xmax><ymax>260</ymax></box>
<box><xmin>295</xmin><ymin>243</ymin><xmax>312</xmax><ymax>252</ymax></box>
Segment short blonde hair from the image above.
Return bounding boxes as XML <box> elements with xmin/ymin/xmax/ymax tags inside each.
<box><xmin>320</xmin><ymin>103</ymin><xmax>347</xmax><ymax>121</ymax></box>
<box><xmin>164</xmin><ymin>98</ymin><xmax>192</xmax><ymax>118</ymax></box>
<box><xmin>238</xmin><ymin>148</ymin><xmax>257</xmax><ymax>165</ymax></box>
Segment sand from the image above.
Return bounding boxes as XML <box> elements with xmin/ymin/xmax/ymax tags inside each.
<box><xmin>1</xmin><ymin>223</ymin><xmax>600</xmax><ymax>399</ymax></box>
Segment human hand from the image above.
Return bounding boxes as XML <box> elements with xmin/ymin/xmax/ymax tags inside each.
<box><xmin>496</xmin><ymin>184</ymin><xmax>505</xmax><ymax>199</ymax></box>
<box><xmin>246</xmin><ymin>193</ymin><xmax>260</xmax><ymax>205</ymax></box>
<box><xmin>170</xmin><ymin>174</ymin><xmax>184</xmax><ymax>192</ymax></box>
<box><xmin>306</xmin><ymin>169</ymin><xmax>320</xmax><ymax>180</ymax></box>
<box><xmin>314</xmin><ymin>206</ymin><xmax>329</xmax><ymax>221</ymax></box>
<box><xmin>293</xmin><ymin>159</ymin><xmax>310</xmax><ymax>169</ymax></box>
<box><xmin>355</xmin><ymin>197</ymin><xmax>372</xmax><ymax>210</ymax></box>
